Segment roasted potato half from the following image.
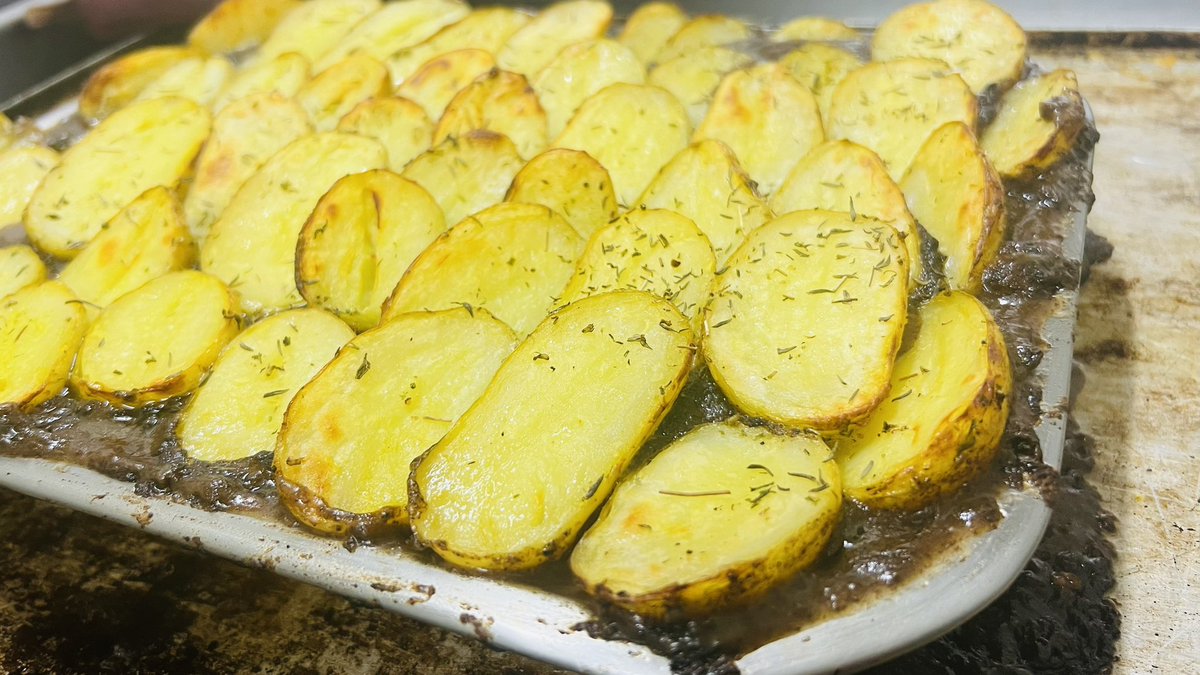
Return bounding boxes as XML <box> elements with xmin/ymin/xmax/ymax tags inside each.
<box><xmin>837</xmin><ymin>290</ymin><xmax>1011</xmax><ymax>510</ymax></box>
<box><xmin>647</xmin><ymin>46</ymin><xmax>753</xmax><ymax>127</ymax></box>
<box><xmin>188</xmin><ymin>0</ymin><xmax>301</xmax><ymax>54</ymax></box>
<box><xmin>534</xmin><ymin>39</ymin><xmax>646</xmax><ymax>138</ymax></box>
<box><xmin>777</xmin><ymin>43</ymin><xmax>863</xmax><ymax>126</ymax></box>
<box><xmin>571</xmin><ymin>421</ymin><xmax>842</xmax><ymax>618</ymax></box>
<box><xmin>77</xmin><ymin>46</ymin><xmax>201</xmax><ymax>122</ymax></box>
<box><xmin>400</xmin><ymin>130</ymin><xmax>525</xmax><ymax>227</ymax></box>
<box><xmin>772</xmin><ymin>17</ymin><xmax>859</xmax><ymax>42</ymax></box>
<box><xmin>434</xmin><ymin>69</ymin><xmax>547</xmax><ymax>160</ymax></box>
<box><xmin>212</xmin><ymin>52</ymin><xmax>310</xmax><ymax>112</ymax></box>
<box><xmin>133</xmin><ymin>55</ymin><xmax>234</xmax><ymax>108</ymax></box>
<box><xmin>0</xmin><ymin>282</ymin><xmax>89</xmax><ymax>409</ymax></box>
<box><xmin>981</xmin><ymin>69</ymin><xmax>1087</xmax><ymax>179</ymax></box>
<box><xmin>0</xmin><ymin>245</ymin><xmax>47</xmax><ymax>301</ymax></box>
<box><xmin>410</xmin><ymin>290</ymin><xmax>695</xmax><ymax>571</ymax></box>
<box><xmin>497</xmin><ymin>0</ymin><xmax>613</xmax><ymax>78</ymax></box>
<box><xmin>275</xmin><ymin>307</ymin><xmax>517</xmax><ymax>536</ymax></box>
<box><xmin>256</xmin><ymin>0</ymin><xmax>380</xmax><ymax>64</ymax></box>
<box><xmin>505</xmin><ymin>148</ymin><xmax>618</xmax><ymax>240</ymax></box>
<box><xmin>0</xmin><ymin>145</ymin><xmax>59</xmax><ymax>227</ymax></box>
<box><xmin>315</xmin><ymin>0</ymin><xmax>469</xmax><ymax>71</ymax></box>
<box><xmin>296</xmin><ymin>52</ymin><xmax>391</xmax><ymax>132</ymax></box>
<box><xmin>71</xmin><ymin>271</ymin><xmax>240</xmax><ymax>407</ymax></box>
<box><xmin>395</xmin><ymin>49</ymin><xmax>496</xmax><ymax>121</ymax></box>
<box><xmin>704</xmin><ymin>210</ymin><xmax>909</xmax><ymax>431</ymax></box>
<box><xmin>178</xmin><ymin>308</ymin><xmax>354</xmax><ymax>462</ymax></box>
<box><xmin>337</xmin><ymin>97</ymin><xmax>433</xmax><ymax>173</ymax></box>
<box><xmin>655</xmin><ymin>14</ymin><xmax>751</xmax><ymax>63</ymax></box>
<box><xmin>386</xmin><ymin>7</ymin><xmax>530</xmax><ymax>86</ymax></box>
<box><xmin>617</xmin><ymin>2</ymin><xmax>687</xmax><ymax>65</ymax></box>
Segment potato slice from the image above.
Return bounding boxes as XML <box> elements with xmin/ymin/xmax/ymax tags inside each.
<box><xmin>386</xmin><ymin>7</ymin><xmax>530</xmax><ymax>86</ymax></box>
<box><xmin>617</xmin><ymin>1</ymin><xmax>687</xmax><ymax>65</ymax></box>
<box><xmin>184</xmin><ymin>93</ymin><xmax>313</xmax><ymax>241</ymax></box>
<box><xmin>315</xmin><ymin>0</ymin><xmax>470</xmax><ymax>71</ymax></box>
<box><xmin>212</xmin><ymin>52</ymin><xmax>310</xmax><ymax>111</ymax></box>
<box><xmin>837</xmin><ymin>290</ymin><xmax>1010</xmax><ymax>510</ymax></box>
<box><xmin>134</xmin><ymin>56</ymin><xmax>234</xmax><ymax>108</ymax></box>
<box><xmin>777</xmin><ymin>43</ymin><xmax>863</xmax><ymax>126</ymax></box>
<box><xmin>395</xmin><ymin>49</ymin><xmax>496</xmax><ymax>121</ymax></box>
<box><xmin>534</xmin><ymin>39</ymin><xmax>646</xmax><ymax>138</ymax></box>
<box><xmin>772</xmin><ymin>17</ymin><xmax>859</xmax><ymax>42</ymax></box>
<box><xmin>433</xmin><ymin>69</ymin><xmax>547</xmax><ymax>160</ymax></box>
<box><xmin>901</xmin><ymin>121</ymin><xmax>1005</xmax><ymax>294</ymax></box>
<box><xmin>410</xmin><ymin>290</ymin><xmax>695</xmax><ymax>571</ymax></box>
<box><xmin>400</xmin><ymin>130</ymin><xmax>524</xmax><ymax>227</ymax></box>
<box><xmin>0</xmin><ymin>145</ymin><xmax>59</xmax><ymax>227</ymax></box>
<box><xmin>827</xmin><ymin>58</ymin><xmax>978</xmax><ymax>180</ymax></box>
<box><xmin>257</xmin><ymin>0</ymin><xmax>380</xmax><ymax>64</ymax></box>
<box><xmin>336</xmin><ymin>97</ymin><xmax>433</xmax><ymax>173</ymax></box>
<box><xmin>655</xmin><ymin>14</ymin><xmax>751</xmax><ymax>63</ymax></box>
<box><xmin>188</xmin><ymin>0</ymin><xmax>301</xmax><ymax>54</ymax></box>
<box><xmin>559</xmin><ymin>209</ymin><xmax>715</xmax><ymax>329</ymax></box>
<box><xmin>71</xmin><ymin>271</ymin><xmax>239</xmax><ymax>406</ymax></box>
<box><xmin>0</xmin><ymin>282</ymin><xmax>89</xmax><ymax>409</ymax></box>
<box><xmin>25</xmin><ymin>97</ymin><xmax>210</xmax><ymax>260</ymax></box>
<box><xmin>646</xmin><ymin>46</ymin><xmax>751</xmax><ymax>128</ymax></box>
<box><xmin>771</xmin><ymin>140</ymin><xmax>923</xmax><ymax>284</ymax></box>
<box><xmin>276</xmin><ymin>308</ymin><xmax>517</xmax><ymax>535</ymax></box>
<box><xmin>695</xmin><ymin>63</ymin><xmax>824</xmax><ymax>196</ymax></box>
<box><xmin>872</xmin><ymin>0</ymin><xmax>1027</xmax><ymax>95</ymax></box>
<box><xmin>704</xmin><ymin>210</ymin><xmax>909</xmax><ymax>430</ymax></box>
<box><xmin>572</xmin><ymin>421</ymin><xmax>841</xmax><ymax>618</ymax></box>
<box><xmin>497</xmin><ymin>0</ymin><xmax>613</xmax><ymax>77</ymax></box>
<box><xmin>78</xmin><ymin>46</ymin><xmax>201</xmax><ymax>122</ymax></box>
<box><xmin>296</xmin><ymin>52</ymin><xmax>391</xmax><ymax>132</ymax></box>
<box><xmin>179</xmin><ymin>308</ymin><xmax>354</xmax><ymax>462</ymax></box>
<box><xmin>981</xmin><ymin>69</ymin><xmax>1086</xmax><ymax>179</ymax></box>
<box><xmin>382</xmin><ymin>202</ymin><xmax>582</xmax><ymax>336</ymax></box>
<box><xmin>0</xmin><ymin>246</ymin><xmax>46</xmax><ymax>301</ymax></box>
<box><xmin>635</xmin><ymin>139</ymin><xmax>770</xmax><ymax>265</ymax></box>
<box><xmin>297</xmin><ymin>169</ymin><xmax>446</xmax><ymax>331</ymax></box>
<box><xmin>504</xmin><ymin>148</ymin><xmax>618</xmax><ymax>239</ymax></box>
<box><xmin>59</xmin><ymin>187</ymin><xmax>195</xmax><ymax>310</ymax></box>
<box><xmin>553</xmin><ymin>83</ymin><xmax>690</xmax><ymax>207</ymax></box>
<box><xmin>201</xmin><ymin>132</ymin><xmax>387</xmax><ymax>315</ymax></box>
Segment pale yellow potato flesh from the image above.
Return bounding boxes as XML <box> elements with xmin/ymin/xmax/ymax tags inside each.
<box><xmin>777</xmin><ymin>43</ymin><xmax>863</xmax><ymax>126</ymax></box>
<box><xmin>59</xmin><ymin>187</ymin><xmax>195</xmax><ymax>310</ymax></box>
<box><xmin>188</xmin><ymin>0</ymin><xmax>301</xmax><ymax>54</ymax></box>
<box><xmin>772</xmin><ymin>17</ymin><xmax>859</xmax><ymax>42</ymax></box>
<box><xmin>201</xmin><ymin>132</ymin><xmax>388</xmax><ymax>315</ymax></box>
<box><xmin>184</xmin><ymin>93</ymin><xmax>313</xmax><ymax>242</ymax></box>
<box><xmin>571</xmin><ymin>421</ymin><xmax>841</xmax><ymax>618</ymax></box>
<box><xmin>655</xmin><ymin>14</ymin><xmax>751</xmax><ymax>64</ymax></box>
<box><xmin>178</xmin><ymin>308</ymin><xmax>354</xmax><ymax>462</ymax></box>
<box><xmin>296</xmin><ymin>52</ymin><xmax>391</xmax><ymax>132</ymax></box>
<box><xmin>981</xmin><ymin>69</ymin><xmax>1086</xmax><ymax>179</ymax></box>
<box><xmin>900</xmin><ymin>121</ymin><xmax>1005</xmax><ymax>293</ymax></box>
<box><xmin>25</xmin><ymin>97</ymin><xmax>210</xmax><ymax>260</ymax></box>
<box><xmin>872</xmin><ymin>0</ymin><xmax>1027</xmax><ymax>94</ymax></box>
<box><xmin>337</xmin><ymin>97</ymin><xmax>433</xmax><ymax>173</ymax></box>
<box><xmin>647</xmin><ymin>46</ymin><xmax>753</xmax><ymax>127</ymax></box>
<box><xmin>212</xmin><ymin>52</ymin><xmax>310</xmax><ymax>112</ymax></box>
<box><xmin>695</xmin><ymin>63</ymin><xmax>824</xmax><ymax>196</ymax></box>
<box><xmin>617</xmin><ymin>2</ymin><xmax>687</xmax><ymax>65</ymax></box>
<box><xmin>71</xmin><ymin>271</ymin><xmax>240</xmax><ymax>407</ymax></box>
<box><xmin>0</xmin><ymin>246</ymin><xmax>47</xmax><ymax>301</ymax></box>
<box><xmin>704</xmin><ymin>210</ymin><xmax>909</xmax><ymax>430</ymax></box>
<box><xmin>827</xmin><ymin>58</ymin><xmax>978</xmax><ymax>180</ymax></box>
<box><xmin>315</xmin><ymin>0</ymin><xmax>470</xmax><ymax>71</ymax></box>
<box><xmin>276</xmin><ymin>308</ymin><xmax>517</xmax><ymax>534</ymax></box>
<box><xmin>256</xmin><ymin>0</ymin><xmax>380</xmax><ymax>64</ymax></box>
<box><xmin>400</xmin><ymin>130</ymin><xmax>525</xmax><ymax>227</ymax></box>
<box><xmin>297</xmin><ymin>169</ymin><xmax>446</xmax><ymax>331</ymax></box>
<box><xmin>395</xmin><ymin>49</ymin><xmax>496</xmax><ymax>121</ymax></box>
<box><xmin>635</xmin><ymin>139</ymin><xmax>770</xmax><ymax>266</ymax></box>
<box><xmin>78</xmin><ymin>46</ymin><xmax>201</xmax><ymax>122</ymax></box>
<box><xmin>382</xmin><ymin>202</ymin><xmax>582</xmax><ymax>336</ymax></box>
<box><xmin>837</xmin><ymin>290</ymin><xmax>1011</xmax><ymax>510</ymax></box>
<box><xmin>553</xmin><ymin>83</ymin><xmax>690</xmax><ymax>207</ymax></box>
<box><xmin>386</xmin><ymin>7</ymin><xmax>530</xmax><ymax>86</ymax></box>
<box><xmin>410</xmin><ymin>290</ymin><xmax>695</xmax><ymax>571</ymax></box>
<box><xmin>533</xmin><ymin>39</ymin><xmax>646</xmax><ymax>138</ymax></box>
<box><xmin>504</xmin><ymin>148</ymin><xmax>618</xmax><ymax>239</ymax></box>
<box><xmin>0</xmin><ymin>145</ymin><xmax>59</xmax><ymax>227</ymax></box>
<box><xmin>497</xmin><ymin>0</ymin><xmax>613</xmax><ymax>77</ymax></box>
<box><xmin>0</xmin><ymin>282</ymin><xmax>89</xmax><ymax>409</ymax></box>
<box><xmin>134</xmin><ymin>56</ymin><xmax>234</xmax><ymax>108</ymax></box>
<box><xmin>434</xmin><ymin>69</ymin><xmax>547</xmax><ymax>160</ymax></box>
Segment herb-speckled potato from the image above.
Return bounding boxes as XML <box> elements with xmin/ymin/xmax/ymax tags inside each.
<box><xmin>133</xmin><ymin>55</ymin><xmax>234</xmax><ymax>108</ymax></box>
<box><xmin>497</xmin><ymin>0</ymin><xmax>613</xmax><ymax>78</ymax></box>
<box><xmin>386</xmin><ymin>7</ymin><xmax>530</xmax><ymax>86</ymax></box>
<box><xmin>777</xmin><ymin>44</ymin><xmax>863</xmax><ymax>126</ymax></box>
<box><xmin>77</xmin><ymin>46</ymin><xmax>200</xmax><ymax>122</ymax></box>
<box><xmin>315</xmin><ymin>0</ymin><xmax>469</xmax><ymax>72</ymax></box>
<box><xmin>534</xmin><ymin>39</ymin><xmax>646</xmax><ymax>138</ymax></box>
<box><xmin>571</xmin><ymin>421</ymin><xmax>841</xmax><ymax>618</ymax></box>
<box><xmin>71</xmin><ymin>271</ymin><xmax>240</xmax><ymax>407</ymax></box>
<box><xmin>0</xmin><ymin>145</ymin><xmax>58</xmax><ymax>227</ymax></box>
<box><xmin>434</xmin><ymin>69</ymin><xmax>547</xmax><ymax>159</ymax></box>
<box><xmin>0</xmin><ymin>282</ymin><xmax>89</xmax><ymax>409</ymax></box>
<box><xmin>256</xmin><ymin>0</ymin><xmax>380</xmax><ymax>64</ymax></box>
<box><xmin>647</xmin><ymin>46</ymin><xmax>753</xmax><ymax>127</ymax></box>
<box><xmin>178</xmin><ymin>308</ymin><xmax>354</xmax><ymax>462</ymax></box>
<box><xmin>837</xmin><ymin>290</ymin><xmax>1010</xmax><ymax>510</ymax></box>
<box><xmin>772</xmin><ymin>17</ymin><xmax>858</xmax><ymax>42</ymax></box>
<box><xmin>704</xmin><ymin>210</ymin><xmax>909</xmax><ymax>431</ymax></box>
<box><xmin>401</xmin><ymin>130</ymin><xmax>524</xmax><ymax>227</ymax></box>
<box><xmin>0</xmin><ymin>246</ymin><xmax>47</xmax><ymax>301</ymax></box>
<box><xmin>276</xmin><ymin>308</ymin><xmax>517</xmax><ymax>536</ymax></box>
<box><xmin>296</xmin><ymin>52</ymin><xmax>391</xmax><ymax>132</ymax></box>
<box><xmin>617</xmin><ymin>2</ymin><xmax>687</xmax><ymax>65</ymax></box>
<box><xmin>410</xmin><ymin>290</ymin><xmax>695</xmax><ymax>571</ymax></box>
<box><xmin>395</xmin><ymin>49</ymin><xmax>496</xmax><ymax>121</ymax></box>
<box><xmin>981</xmin><ymin>69</ymin><xmax>1086</xmax><ymax>180</ymax></box>
<box><xmin>504</xmin><ymin>148</ymin><xmax>618</xmax><ymax>239</ymax></box>
<box><xmin>188</xmin><ymin>0</ymin><xmax>301</xmax><ymax>54</ymax></box>
<box><xmin>212</xmin><ymin>52</ymin><xmax>310</xmax><ymax>112</ymax></box>
<box><xmin>337</xmin><ymin>97</ymin><xmax>433</xmax><ymax>173</ymax></box>
<box><xmin>655</xmin><ymin>14</ymin><xmax>750</xmax><ymax>64</ymax></box>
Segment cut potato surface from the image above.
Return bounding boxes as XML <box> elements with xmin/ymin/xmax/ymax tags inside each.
<box><xmin>872</xmin><ymin>0</ymin><xmax>1027</xmax><ymax>95</ymax></box>
<box><xmin>276</xmin><ymin>308</ymin><xmax>517</xmax><ymax>535</ymax></box>
<box><xmin>0</xmin><ymin>245</ymin><xmax>47</xmax><ymax>301</ymax></box>
<box><xmin>772</xmin><ymin>17</ymin><xmax>859</xmax><ymax>42</ymax></box>
<box><xmin>256</xmin><ymin>0</ymin><xmax>380</xmax><ymax>64</ymax></box>
<box><xmin>296</xmin><ymin>52</ymin><xmax>391</xmax><ymax>132</ymax></box>
<box><xmin>382</xmin><ymin>202</ymin><xmax>582</xmax><ymax>336</ymax></box>
<box><xmin>71</xmin><ymin>271</ymin><xmax>240</xmax><ymax>407</ymax></box>
<box><xmin>981</xmin><ymin>69</ymin><xmax>1086</xmax><ymax>179</ymax></box>
<box><xmin>837</xmin><ymin>290</ymin><xmax>1010</xmax><ymax>510</ymax></box>
<box><xmin>297</xmin><ymin>169</ymin><xmax>446</xmax><ymax>331</ymax></box>
<box><xmin>337</xmin><ymin>97</ymin><xmax>433</xmax><ymax>172</ymax></box>
<box><xmin>504</xmin><ymin>148</ymin><xmax>618</xmax><ymax>239</ymax></box>
<box><xmin>572</xmin><ymin>421</ymin><xmax>841</xmax><ymax>618</ymax></box>
<box><xmin>386</xmin><ymin>7</ymin><xmax>530</xmax><ymax>86</ymax></box>
<box><xmin>179</xmin><ymin>308</ymin><xmax>354</xmax><ymax>462</ymax></box>
<box><xmin>434</xmin><ymin>69</ymin><xmax>547</xmax><ymax>160</ymax></box>
<box><xmin>0</xmin><ymin>145</ymin><xmax>58</xmax><ymax>227</ymax></box>
<box><xmin>704</xmin><ymin>210</ymin><xmax>909</xmax><ymax>430</ymax></box>
<box><xmin>25</xmin><ymin>97</ymin><xmax>210</xmax><ymax>260</ymax></box>
<box><xmin>201</xmin><ymin>132</ymin><xmax>388</xmax><ymax>315</ymax></box>
<box><xmin>315</xmin><ymin>0</ymin><xmax>469</xmax><ymax>71</ymax></box>
<box><xmin>647</xmin><ymin>46</ymin><xmax>753</xmax><ymax>128</ymax></box>
<box><xmin>534</xmin><ymin>39</ymin><xmax>646</xmax><ymax>138</ymax></box>
<box><xmin>395</xmin><ymin>49</ymin><xmax>496</xmax><ymax>121</ymax></box>
<box><xmin>400</xmin><ymin>130</ymin><xmax>525</xmax><ymax>227</ymax></box>
<box><xmin>133</xmin><ymin>55</ymin><xmax>233</xmax><ymax>108</ymax></box>
<box><xmin>497</xmin><ymin>0</ymin><xmax>613</xmax><ymax>78</ymax></box>
<box><xmin>188</xmin><ymin>0</ymin><xmax>301</xmax><ymax>54</ymax></box>
<box><xmin>655</xmin><ymin>14</ymin><xmax>751</xmax><ymax>64</ymax></box>
<box><xmin>0</xmin><ymin>282</ymin><xmax>88</xmax><ymax>409</ymax></box>
<box><xmin>617</xmin><ymin>2</ymin><xmax>687</xmax><ymax>65</ymax></box>
<box><xmin>777</xmin><ymin>43</ymin><xmax>863</xmax><ymax>125</ymax></box>
<box><xmin>410</xmin><ymin>290</ymin><xmax>695</xmax><ymax>571</ymax></box>
<box><xmin>78</xmin><ymin>46</ymin><xmax>200</xmax><ymax>122</ymax></box>
<box><xmin>900</xmin><ymin>121</ymin><xmax>1005</xmax><ymax>293</ymax></box>
<box><xmin>212</xmin><ymin>52</ymin><xmax>310</xmax><ymax>112</ymax></box>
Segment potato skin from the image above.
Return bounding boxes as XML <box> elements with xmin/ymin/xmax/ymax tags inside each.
<box><xmin>981</xmin><ymin>69</ymin><xmax>1086</xmax><ymax>179</ymax></box>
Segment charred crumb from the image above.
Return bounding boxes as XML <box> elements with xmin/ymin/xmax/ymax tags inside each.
<box><xmin>1075</xmin><ymin>338</ymin><xmax>1136</xmax><ymax>363</ymax></box>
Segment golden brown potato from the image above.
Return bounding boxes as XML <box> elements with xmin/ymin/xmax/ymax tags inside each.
<box><xmin>981</xmin><ymin>69</ymin><xmax>1086</xmax><ymax>179</ymax></box>
<box><xmin>256</xmin><ymin>0</ymin><xmax>380</xmax><ymax>64</ymax></box>
<box><xmin>395</xmin><ymin>49</ymin><xmax>496</xmax><ymax>121</ymax></box>
<box><xmin>386</xmin><ymin>7</ymin><xmax>530</xmax><ymax>86</ymax></box>
<box><xmin>433</xmin><ymin>69</ymin><xmax>547</xmax><ymax>160</ymax></box>
<box><xmin>212</xmin><ymin>51</ymin><xmax>310</xmax><ymax>111</ymax></box>
<box><xmin>296</xmin><ymin>169</ymin><xmax>446</xmax><ymax>331</ymax></box>
<box><xmin>337</xmin><ymin>97</ymin><xmax>433</xmax><ymax>172</ymax></box>
<box><xmin>314</xmin><ymin>0</ymin><xmax>470</xmax><ymax>71</ymax></box>
<box><xmin>497</xmin><ymin>0</ymin><xmax>613</xmax><ymax>77</ymax></box>
<box><xmin>571</xmin><ymin>421</ymin><xmax>841</xmax><ymax>618</ymax></box>
<box><xmin>0</xmin><ymin>145</ymin><xmax>58</xmax><ymax>227</ymax></box>
<box><xmin>382</xmin><ymin>202</ymin><xmax>583</xmax><ymax>336</ymax></box>
<box><xmin>78</xmin><ymin>46</ymin><xmax>201</xmax><ymax>122</ymax></box>
<box><xmin>400</xmin><ymin>130</ymin><xmax>525</xmax><ymax>227</ymax></box>
<box><xmin>296</xmin><ymin>52</ymin><xmax>391</xmax><ymax>132</ymax></box>
<box><xmin>655</xmin><ymin>14</ymin><xmax>751</xmax><ymax>63</ymax></box>
<box><xmin>777</xmin><ymin>43</ymin><xmax>863</xmax><ymax>126</ymax></box>
<box><xmin>71</xmin><ymin>271</ymin><xmax>240</xmax><ymax>407</ymax></box>
<box><xmin>188</xmin><ymin>0</ymin><xmax>301</xmax><ymax>54</ymax></box>
<box><xmin>837</xmin><ymin>290</ymin><xmax>1010</xmax><ymax>510</ymax></box>
<box><xmin>0</xmin><ymin>245</ymin><xmax>47</xmax><ymax>301</ymax></box>
<box><xmin>504</xmin><ymin>148</ymin><xmax>618</xmax><ymax>239</ymax></box>
<box><xmin>647</xmin><ymin>45</ymin><xmax>752</xmax><ymax>127</ymax></box>
<box><xmin>410</xmin><ymin>290</ymin><xmax>695</xmax><ymax>571</ymax></box>
<box><xmin>617</xmin><ymin>2</ymin><xmax>687</xmax><ymax>65</ymax></box>
<box><xmin>178</xmin><ymin>308</ymin><xmax>354</xmax><ymax>462</ymax></box>
<box><xmin>704</xmin><ymin>210</ymin><xmax>909</xmax><ymax>431</ymax></box>
<box><xmin>133</xmin><ymin>55</ymin><xmax>234</xmax><ymax>108</ymax></box>
<box><xmin>25</xmin><ymin>97</ymin><xmax>210</xmax><ymax>260</ymax></box>
<box><xmin>0</xmin><ymin>281</ymin><xmax>89</xmax><ymax>409</ymax></box>
<box><xmin>275</xmin><ymin>307</ymin><xmax>517</xmax><ymax>536</ymax></box>
<box><xmin>533</xmin><ymin>39</ymin><xmax>646</xmax><ymax>138</ymax></box>
<box><xmin>772</xmin><ymin>17</ymin><xmax>859</xmax><ymax>42</ymax></box>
